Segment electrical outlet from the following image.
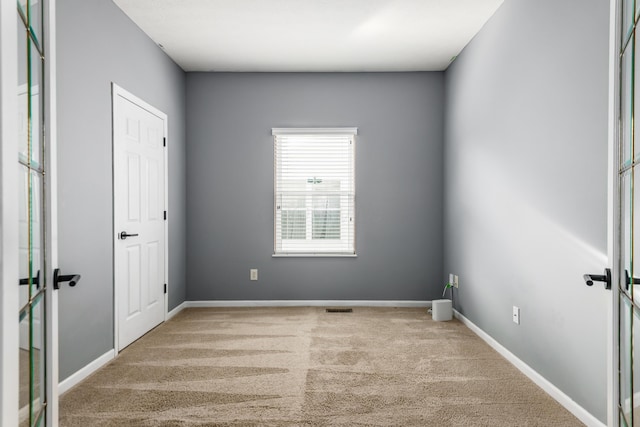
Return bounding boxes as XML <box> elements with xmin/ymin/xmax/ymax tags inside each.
<box><xmin>449</xmin><ymin>273</ymin><xmax>459</xmax><ymax>288</ymax></box>
<box><xmin>250</xmin><ymin>269</ymin><xmax>258</xmax><ymax>281</ymax></box>
<box><xmin>513</xmin><ymin>306</ymin><xmax>520</xmax><ymax>324</ymax></box>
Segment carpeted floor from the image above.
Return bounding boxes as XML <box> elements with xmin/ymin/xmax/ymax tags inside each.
<box><xmin>59</xmin><ymin>307</ymin><xmax>583</xmax><ymax>426</ymax></box>
<box><xmin>20</xmin><ymin>347</ymin><xmax>42</xmax><ymax>427</ymax></box>
<box><xmin>20</xmin><ymin>348</ymin><xmax>30</xmax><ymax>411</ymax></box>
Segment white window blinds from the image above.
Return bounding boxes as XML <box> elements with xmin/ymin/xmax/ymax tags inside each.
<box><xmin>273</xmin><ymin>128</ymin><xmax>356</xmax><ymax>256</ymax></box>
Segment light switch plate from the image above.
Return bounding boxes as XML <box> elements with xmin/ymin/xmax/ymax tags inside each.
<box><xmin>513</xmin><ymin>306</ymin><xmax>520</xmax><ymax>324</ymax></box>
<box><xmin>250</xmin><ymin>269</ymin><xmax>258</xmax><ymax>281</ymax></box>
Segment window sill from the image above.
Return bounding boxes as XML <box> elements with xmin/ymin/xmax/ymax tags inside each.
<box><xmin>272</xmin><ymin>253</ymin><xmax>358</xmax><ymax>258</ymax></box>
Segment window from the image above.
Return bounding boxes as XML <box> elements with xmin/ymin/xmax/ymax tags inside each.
<box><xmin>273</xmin><ymin>128</ymin><xmax>356</xmax><ymax>256</ymax></box>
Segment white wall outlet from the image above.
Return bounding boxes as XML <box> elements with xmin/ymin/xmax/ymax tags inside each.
<box><xmin>250</xmin><ymin>269</ymin><xmax>258</xmax><ymax>281</ymax></box>
<box><xmin>453</xmin><ymin>275</ymin><xmax>459</xmax><ymax>288</ymax></box>
<box><xmin>513</xmin><ymin>306</ymin><xmax>520</xmax><ymax>324</ymax></box>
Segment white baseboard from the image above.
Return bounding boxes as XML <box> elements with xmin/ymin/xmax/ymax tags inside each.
<box><xmin>453</xmin><ymin>310</ymin><xmax>605</xmax><ymax>427</ymax></box>
<box><xmin>186</xmin><ymin>300</ymin><xmax>431</xmax><ymax>308</ymax></box>
<box><xmin>167</xmin><ymin>301</ymin><xmax>187</xmax><ymax>320</ymax></box>
<box><xmin>58</xmin><ymin>349</ymin><xmax>114</xmax><ymax>395</ymax></box>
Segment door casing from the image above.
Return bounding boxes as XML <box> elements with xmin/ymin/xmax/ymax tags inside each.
<box><xmin>611</xmin><ymin>0</ymin><xmax>627</xmax><ymax>425</ymax></box>
<box><xmin>44</xmin><ymin>0</ymin><xmax>60</xmax><ymax>424</ymax></box>
<box><xmin>608</xmin><ymin>0</ymin><xmax>618</xmax><ymax>424</ymax></box>
<box><xmin>0</xmin><ymin>0</ymin><xmax>21</xmax><ymax>424</ymax></box>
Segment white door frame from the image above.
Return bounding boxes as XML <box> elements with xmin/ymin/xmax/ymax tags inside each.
<box><xmin>1</xmin><ymin>0</ymin><xmax>59</xmax><ymax>425</ymax></box>
<box><xmin>0</xmin><ymin>0</ymin><xmax>21</xmax><ymax>424</ymax></box>
<box><xmin>608</xmin><ymin>0</ymin><xmax>621</xmax><ymax>425</ymax></box>
<box><xmin>44</xmin><ymin>0</ymin><xmax>60</xmax><ymax>424</ymax></box>
<box><xmin>112</xmin><ymin>83</ymin><xmax>169</xmax><ymax>355</ymax></box>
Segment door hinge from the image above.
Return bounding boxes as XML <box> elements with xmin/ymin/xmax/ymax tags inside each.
<box><xmin>163</xmin><ymin>137</ymin><xmax>166</xmax><ymax>147</ymax></box>
<box><xmin>164</xmin><ymin>210</ymin><xmax>167</xmax><ymax>220</ymax></box>
<box><xmin>164</xmin><ymin>283</ymin><xmax>167</xmax><ymax>294</ymax></box>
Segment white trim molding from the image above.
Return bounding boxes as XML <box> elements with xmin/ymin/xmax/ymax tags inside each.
<box><xmin>453</xmin><ymin>310</ymin><xmax>606</xmax><ymax>427</ymax></box>
<box><xmin>272</xmin><ymin>254</ymin><xmax>358</xmax><ymax>258</ymax></box>
<box><xmin>45</xmin><ymin>1</ymin><xmax>60</xmax><ymax>424</ymax></box>
<box><xmin>0</xmin><ymin>0</ymin><xmax>19</xmax><ymax>424</ymax></box>
<box><xmin>58</xmin><ymin>350</ymin><xmax>115</xmax><ymax>395</ymax></box>
<box><xmin>186</xmin><ymin>300</ymin><xmax>430</xmax><ymax>308</ymax></box>
<box><xmin>272</xmin><ymin>127</ymin><xmax>358</xmax><ymax>136</ymax></box>
<box><xmin>606</xmin><ymin>0</ymin><xmax>619</xmax><ymax>424</ymax></box>
<box><xmin>167</xmin><ymin>301</ymin><xmax>187</xmax><ymax>320</ymax></box>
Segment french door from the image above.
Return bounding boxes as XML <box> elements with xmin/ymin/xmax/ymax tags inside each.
<box><xmin>2</xmin><ymin>0</ymin><xmax>59</xmax><ymax>426</ymax></box>
<box><xmin>618</xmin><ymin>0</ymin><xmax>640</xmax><ymax>425</ymax></box>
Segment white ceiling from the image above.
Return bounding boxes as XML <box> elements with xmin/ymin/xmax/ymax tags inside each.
<box><xmin>112</xmin><ymin>0</ymin><xmax>504</xmax><ymax>72</ymax></box>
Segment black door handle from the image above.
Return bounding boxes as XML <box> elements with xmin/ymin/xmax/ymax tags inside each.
<box><xmin>583</xmin><ymin>268</ymin><xmax>611</xmax><ymax>290</ymax></box>
<box><xmin>18</xmin><ymin>270</ymin><xmax>40</xmax><ymax>288</ymax></box>
<box><xmin>624</xmin><ymin>270</ymin><xmax>640</xmax><ymax>290</ymax></box>
<box><xmin>54</xmin><ymin>268</ymin><xmax>81</xmax><ymax>290</ymax></box>
<box><xmin>119</xmin><ymin>231</ymin><xmax>139</xmax><ymax>240</ymax></box>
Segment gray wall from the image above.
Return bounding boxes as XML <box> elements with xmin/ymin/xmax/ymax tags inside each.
<box><xmin>186</xmin><ymin>73</ymin><xmax>444</xmax><ymax>301</ymax></box>
<box><xmin>444</xmin><ymin>0</ymin><xmax>610</xmax><ymax>421</ymax></box>
<box><xmin>57</xmin><ymin>0</ymin><xmax>187</xmax><ymax>380</ymax></box>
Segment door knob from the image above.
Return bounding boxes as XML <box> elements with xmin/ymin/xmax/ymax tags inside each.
<box><xmin>119</xmin><ymin>231</ymin><xmax>139</xmax><ymax>240</ymax></box>
<box><xmin>583</xmin><ymin>268</ymin><xmax>611</xmax><ymax>290</ymax></box>
<box><xmin>53</xmin><ymin>268</ymin><xmax>81</xmax><ymax>290</ymax></box>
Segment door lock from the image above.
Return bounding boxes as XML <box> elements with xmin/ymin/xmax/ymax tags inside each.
<box><xmin>119</xmin><ymin>231</ymin><xmax>139</xmax><ymax>240</ymax></box>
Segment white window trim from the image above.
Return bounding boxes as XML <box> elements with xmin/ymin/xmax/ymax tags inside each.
<box><xmin>272</xmin><ymin>253</ymin><xmax>358</xmax><ymax>258</ymax></box>
<box><xmin>272</xmin><ymin>127</ymin><xmax>358</xmax><ymax>136</ymax></box>
<box><xmin>273</xmin><ymin>127</ymin><xmax>357</xmax><ymax>257</ymax></box>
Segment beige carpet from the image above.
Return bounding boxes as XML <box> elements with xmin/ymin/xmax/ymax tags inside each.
<box><xmin>20</xmin><ymin>347</ymin><xmax>42</xmax><ymax>427</ymax></box>
<box><xmin>20</xmin><ymin>348</ymin><xmax>30</xmax><ymax>410</ymax></box>
<box><xmin>60</xmin><ymin>307</ymin><xmax>583</xmax><ymax>426</ymax></box>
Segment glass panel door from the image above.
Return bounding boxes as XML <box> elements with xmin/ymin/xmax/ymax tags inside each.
<box><xmin>617</xmin><ymin>0</ymin><xmax>640</xmax><ymax>425</ymax></box>
<box><xmin>17</xmin><ymin>1</ymin><xmax>48</xmax><ymax>425</ymax></box>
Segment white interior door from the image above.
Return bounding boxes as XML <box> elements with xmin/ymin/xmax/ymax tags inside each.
<box><xmin>113</xmin><ymin>85</ymin><xmax>167</xmax><ymax>351</ymax></box>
